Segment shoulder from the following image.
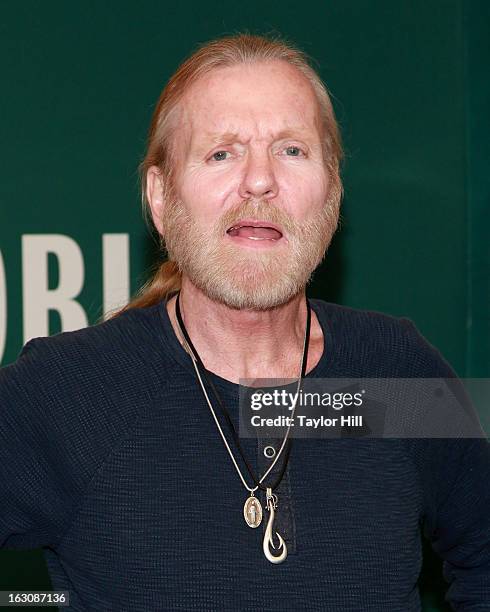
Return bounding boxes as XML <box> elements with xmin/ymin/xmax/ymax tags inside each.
<box><xmin>311</xmin><ymin>298</ymin><xmax>412</xmax><ymax>335</ymax></box>
<box><xmin>3</xmin><ymin>303</ymin><xmax>167</xmax><ymax>413</ymax></box>
<box><xmin>0</xmin><ymin>304</ymin><xmax>167</xmax><ymax>463</ymax></box>
<box><xmin>18</xmin><ymin>303</ymin><xmax>162</xmax><ymax>371</ymax></box>
<box><xmin>310</xmin><ymin>298</ymin><xmax>457</xmax><ymax>377</ymax></box>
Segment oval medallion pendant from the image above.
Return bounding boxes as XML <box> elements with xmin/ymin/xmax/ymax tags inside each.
<box><xmin>243</xmin><ymin>495</ymin><xmax>263</xmax><ymax>528</ymax></box>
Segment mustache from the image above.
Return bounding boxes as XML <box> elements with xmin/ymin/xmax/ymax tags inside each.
<box><xmin>215</xmin><ymin>200</ymin><xmax>297</xmax><ymax>236</ymax></box>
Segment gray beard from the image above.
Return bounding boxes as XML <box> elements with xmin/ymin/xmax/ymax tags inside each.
<box><xmin>162</xmin><ymin>197</ymin><xmax>339</xmax><ymax>311</ymax></box>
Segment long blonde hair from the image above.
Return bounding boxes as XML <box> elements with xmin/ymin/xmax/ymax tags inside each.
<box><xmin>107</xmin><ymin>31</ymin><xmax>343</xmax><ymax>320</ymax></box>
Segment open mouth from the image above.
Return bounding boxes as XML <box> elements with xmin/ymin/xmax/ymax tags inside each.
<box><xmin>226</xmin><ymin>220</ymin><xmax>283</xmax><ymax>241</ymax></box>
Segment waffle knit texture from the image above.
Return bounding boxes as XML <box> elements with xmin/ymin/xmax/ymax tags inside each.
<box><xmin>1</xmin><ymin>297</ymin><xmax>489</xmax><ymax>611</ymax></box>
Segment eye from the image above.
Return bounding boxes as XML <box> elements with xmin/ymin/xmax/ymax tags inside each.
<box><xmin>210</xmin><ymin>150</ymin><xmax>230</xmax><ymax>162</ymax></box>
<box><xmin>284</xmin><ymin>145</ymin><xmax>305</xmax><ymax>157</ymax></box>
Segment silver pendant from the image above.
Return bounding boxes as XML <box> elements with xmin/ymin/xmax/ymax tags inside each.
<box><xmin>263</xmin><ymin>487</ymin><xmax>287</xmax><ymax>564</ymax></box>
<box><xmin>243</xmin><ymin>494</ymin><xmax>262</xmax><ymax>528</ymax></box>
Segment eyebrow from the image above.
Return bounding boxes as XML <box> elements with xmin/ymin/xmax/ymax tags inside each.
<box><xmin>198</xmin><ymin>127</ymin><xmax>315</xmax><ymax>147</ymax></box>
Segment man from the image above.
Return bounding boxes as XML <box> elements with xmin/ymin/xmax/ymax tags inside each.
<box><xmin>1</xmin><ymin>33</ymin><xmax>489</xmax><ymax>611</ymax></box>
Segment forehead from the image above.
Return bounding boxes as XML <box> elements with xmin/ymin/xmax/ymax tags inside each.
<box><xmin>178</xmin><ymin>61</ymin><xmax>321</xmax><ymax>150</ymax></box>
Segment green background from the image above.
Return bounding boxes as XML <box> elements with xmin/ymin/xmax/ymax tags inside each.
<box><xmin>0</xmin><ymin>1</ymin><xmax>488</xmax><ymax>609</ymax></box>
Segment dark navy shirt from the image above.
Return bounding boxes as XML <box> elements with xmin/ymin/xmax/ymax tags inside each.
<box><xmin>1</xmin><ymin>297</ymin><xmax>489</xmax><ymax>610</ymax></box>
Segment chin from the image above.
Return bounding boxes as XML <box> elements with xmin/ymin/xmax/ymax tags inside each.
<box><xmin>189</xmin><ymin>268</ymin><xmax>306</xmax><ymax>312</ymax></box>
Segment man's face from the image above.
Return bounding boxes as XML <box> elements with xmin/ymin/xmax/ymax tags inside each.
<box><xmin>161</xmin><ymin>60</ymin><xmax>340</xmax><ymax>310</ymax></box>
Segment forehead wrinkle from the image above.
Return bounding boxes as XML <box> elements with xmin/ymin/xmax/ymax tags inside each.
<box><xmin>181</xmin><ymin>90</ymin><xmax>321</xmax><ymax>159</ymax></box>
<box><xmin>208</xmin><ymin>130</ymin><xmax>241</xmax><ymax>144</ymax></box>
<box><xmin>182</xmin><ymin>71</ymin><xmax>321</xmax><ymax>150</ymax></box>
<box><xmin>198</xmin><ymin>124</ymin><xmax>317</xmax><ymax>147</ymax></box>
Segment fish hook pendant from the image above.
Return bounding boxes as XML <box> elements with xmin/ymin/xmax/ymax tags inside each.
<box><xmin>263</xmin><ymin>487</ymin><xmax>287</xmax><ymax>564</ymax></box>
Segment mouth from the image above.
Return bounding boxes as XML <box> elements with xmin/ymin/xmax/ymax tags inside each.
<box><xmin>226</xmin><ymin>219</ymin><xmax>284</xmax><ymax>242</ymax></box>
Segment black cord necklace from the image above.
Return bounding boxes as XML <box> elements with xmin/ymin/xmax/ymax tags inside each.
<box><xmin>174</xmin><ymin>290</ymin><xmax>311</xmax><ymax>564</ymax></box>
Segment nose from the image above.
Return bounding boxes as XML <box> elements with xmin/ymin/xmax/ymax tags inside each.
<box><xmin>238</xmin><ymin>147</ymin><xmax>279</xmax><ymax>201</ymax></box>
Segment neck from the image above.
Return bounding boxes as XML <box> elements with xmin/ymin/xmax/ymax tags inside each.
<box><xmin>166</xmin><ymin>277</ymin><xmax>324</xmax><ymax>384</ymax></box>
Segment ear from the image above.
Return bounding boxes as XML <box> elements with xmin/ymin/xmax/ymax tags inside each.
<box><xmin>146</xmin><ymin>166</ymin><xmax>165</xmax><ymax>235</ymax></box>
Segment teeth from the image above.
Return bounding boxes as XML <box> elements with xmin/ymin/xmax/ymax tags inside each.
<box><xmin>226</xmin><ymin>224</ymin><xmax>281</xmax><ymax>240</ymax></box>
<box><xmin>228</xmin><ymin>224</ymin><xmax>278</xmax><ymax>231</ymax></box>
